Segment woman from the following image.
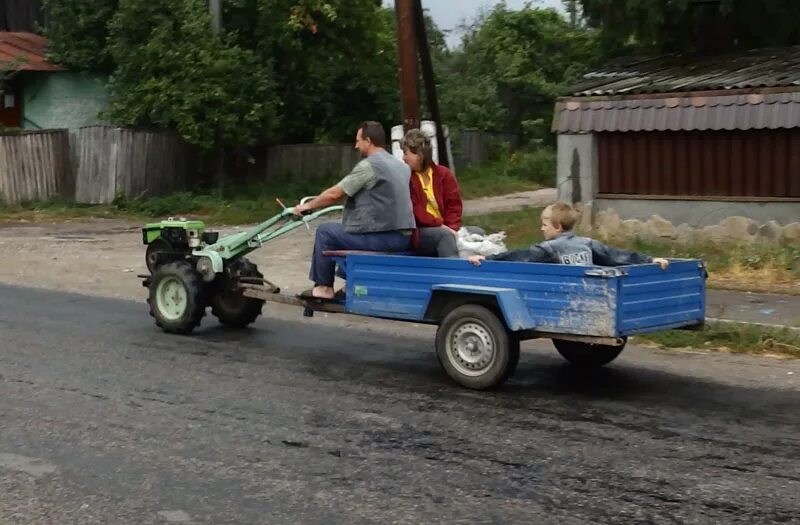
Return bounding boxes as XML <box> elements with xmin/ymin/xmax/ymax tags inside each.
<box><xmin>401</xmin><ymin>129</ymin><xmax>464</xmax><ymax>257</ymax></box>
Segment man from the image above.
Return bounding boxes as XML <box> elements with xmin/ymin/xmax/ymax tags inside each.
<box><xmin>293</xmin><ymin>121</ymin><xmax>415</xmax><ymax>300</ymax></box>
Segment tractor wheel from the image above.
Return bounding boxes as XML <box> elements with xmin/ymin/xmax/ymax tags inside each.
<box><xmin>435</xmin><ymin>304</ymin><xmax>518</xmax><ymax>390</ymax></box>
<box><xmin>147</xmin><ymin>261</ymin><xmax>206</xmax><ymax>334</ymax></box>
<box><xmin>211</xmin><ymin>258</ymin><xmax>265</xmax><ymax>328</ymax></box>
<box><xmin>145</xmin><ymin>238</ymin><xmax>173</xmax><ymax>273</ymax></box>
<box><xmin>552</xmin><ymin>338</ymin><xmax>627</xmax><ymax>368</ymax></box>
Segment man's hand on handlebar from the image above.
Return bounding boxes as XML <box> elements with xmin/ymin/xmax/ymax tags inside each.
<box><xmin>291</xmin><ymin>202</ymin><xmax>314</xmax><ymax>217</ymax></box>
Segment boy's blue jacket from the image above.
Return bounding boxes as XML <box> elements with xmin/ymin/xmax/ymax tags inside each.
<box><xmin>488</xmin><ymin>232</ymin><xmax>654</xmax><ymax>266</ymax></box>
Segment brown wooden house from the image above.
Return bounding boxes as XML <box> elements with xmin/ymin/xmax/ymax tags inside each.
<box><xmin>552</xmin><ymin>46</ymin><xmax>800</xmax><ymax>228</ymax></box>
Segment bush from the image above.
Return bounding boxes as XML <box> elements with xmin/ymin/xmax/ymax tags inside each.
<box><xmin>456</xmin><ymin>145</ymin><xmax>556</xmax><ymax>200</ymax></box>
<box><xmin>503</xmin><ymin>148</ymin><xmax>556</xmax><ymax>187</ymax></box>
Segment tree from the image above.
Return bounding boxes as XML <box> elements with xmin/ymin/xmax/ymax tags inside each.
<box><xmin>43</xmin><ymin>0</ymin><xmax>117</xmax><ymax>72</ymax></box>
<box><xmin>224</xmin><ymin>0</ymin><xmax>400</xmax><ymax>142</ymax></box>
<box><xmin>577</xmin><ymin>0</ymin><xmax>800</xmax><ymax>54</ymax></box>
<box><xmin>436</xmin><ymin>4</ymin><xmax>599</xmax><ymax>143</ymax></box>
<box><xmin>105</xmin><ymin>0</ymin><xmax>279</xmax><ymax>150</ymax></box>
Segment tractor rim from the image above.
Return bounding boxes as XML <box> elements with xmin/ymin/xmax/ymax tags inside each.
<box><xmin>448</xmin><ymin>319</ymin><xmax>496</xmax><ymax>377</ymax></box>
<box><xmin>156</xmin><ymin>276</ymin><xmax>189</xmax><ymax>321</ymax></box>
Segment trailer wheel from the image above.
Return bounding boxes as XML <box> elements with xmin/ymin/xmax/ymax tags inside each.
<box><xmin>147</xmin><ymin>261</ymin><xmax>206</xmax><ymax>334</ymax></box>
<box><xmin>552</xmin><ymin>338</ymin><xmax>626</xmax><ymax>368</ymax></box>
<box><xmin>435</xmin><ymin>304</ymin><xmax>518</xmax><ymax>390</ymax></box>
<box><xmin>211</xmin><ymin>258</ymin><xmax>265</xmax><ymax>328</ymax></box>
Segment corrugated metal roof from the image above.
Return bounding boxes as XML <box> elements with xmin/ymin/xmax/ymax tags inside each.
<box><xmin>553</xmin><ymin>91</ymin><xmax>800</xmax><ymax>133</ymax></box>
<box><xmin>0</xmin><ymin>32</ymin><xmax>65</xmax><ymax>72</ymax></box>
<box><xmin>565</xmin><ymin>46</ymin><xmax>800</xmax><ymax>97</ymax></box>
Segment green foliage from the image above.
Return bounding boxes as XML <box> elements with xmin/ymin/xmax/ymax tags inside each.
<box><xmin>620</xmin><ymin>237</ymin><xmax>800</xmax><ymax>280</ymax></box>
<box><xmin>436</xmin><ymin>5</ymin><xmax>600</xmax><ymax>143</ymax></box>
<box><xmin>223</xmin><ymin>0</ymin><xmax>400</xmax><ymax>142</ymax></box>
<box><xmin>43</xmin><ymin>0</ymin><xmax>117</xmax><ymax>72</ymax></box>
<box><xmin>104</xmin><ymin>0</ymin><xmax>278</xmax><ymax>150</ymax></box>
<box><xmin>456</xmin><ymin>146</ymin><xmax>556</xmax><ymax>201</ymax></box>
<box><xmin>577</xmin><ymin>0</ymin><xmax>800</xmax><ymax>54</ymax></box>
<box><xmin>637</xmin><ymin>323</ymin><xmax>800</xmax><ymax>359</ymax></box>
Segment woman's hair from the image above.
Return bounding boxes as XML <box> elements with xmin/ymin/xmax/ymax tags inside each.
<box><xmin>400</xmin><ymin>128</ymin><xmax>433</xmax><ymax>171</ymax></box>
<box><xmin>543</xmin><ymin>202</ymin><xmax>578</xmax><ymax>231</ymax></box>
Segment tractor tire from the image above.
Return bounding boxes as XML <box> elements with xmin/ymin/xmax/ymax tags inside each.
<box><xmin>211</xmin><ymin>258</ymin><xmax>265</xmax><ymax>328</ymax></box>
<box><xmin>552</xmin><ymin>338</ymin><xmax>626</xmax><ymax>368</ymax></box>
<box><xmin>147</xmin><ymin>260</ymin><xmax>206</xmax><ymax>335</ymax></box>
<box><xmin>435</xmin><ymin>304</ymin><xmax>518</xmax><ymax>390</ymax></box>
<box><xmin>145</xmin><ymin>238</ymin><xmax>174</xmax><ymax>273</ymax></box>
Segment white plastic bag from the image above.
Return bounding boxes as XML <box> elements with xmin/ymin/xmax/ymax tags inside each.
<box><xmin>456</xmin><ymin>227</ymin><xmax>507</xmax><ymax>258</ymax></box>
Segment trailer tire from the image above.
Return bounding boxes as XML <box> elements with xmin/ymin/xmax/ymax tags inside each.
<box><xmin>211</xmin><ymin>259</ymin><xmax>265</xmax><ymax>328</ymax></box>
<box><xmin>552</xmin><ymin>338</ymin><xmax>626</xmax><ymax>368</ymax></box>
<box><xmin>435</xmin><ymin>304</ymin><xmax>518</xmax><ymax>390</ymax></box>
<box><xmin>148</xmin><ymin>261</ymin><xmax>206</xmax><ymax>334</ymax></box>
<box><xmin>505</xmin><ymin>335</ymin><xmax>521</xmax><ymax>380</ymax></box>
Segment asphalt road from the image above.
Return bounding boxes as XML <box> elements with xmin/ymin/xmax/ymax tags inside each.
<box><xmin>1</xmin><ymin>285</ymin><xmax>799</xmax><ymax>525</ymax></box>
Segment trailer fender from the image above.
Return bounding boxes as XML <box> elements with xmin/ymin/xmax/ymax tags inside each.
<box><xmin>425</xmin><ymin>284</ymin><xmax>528</xmax><ymax>331</ymax></box>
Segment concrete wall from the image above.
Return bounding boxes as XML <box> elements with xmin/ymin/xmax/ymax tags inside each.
<box><xmin>595</xmin><ymin>199</ymin><xmax>800</xmax><ymax>228</ymax></box>
<box><xmin>22</xmin><ymin>72</ymin><xmax>109</xmax><ymax>130</ymax></box>
<box><xmin>556</xmin><ymin>133</ymin><xmax>596</xmax><ymax>205</ymax></box>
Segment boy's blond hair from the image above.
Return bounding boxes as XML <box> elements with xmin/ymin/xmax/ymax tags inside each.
<box><xmin>543</xmin><ymin>202</ymin><xmax>578</xmax><ymax>231</ymax></box>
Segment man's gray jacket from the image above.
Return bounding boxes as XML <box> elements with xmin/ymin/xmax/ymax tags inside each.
<box><xmin>341</xmin><ymin>151</ymin><xmax>415</xmax><ymax>234</ymax></box>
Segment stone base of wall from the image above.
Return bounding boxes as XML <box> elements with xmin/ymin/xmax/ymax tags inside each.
<box><xmin>593</xmin><ymin>208</ymin><xmax>800</xmax><ymax>244</ymax></box>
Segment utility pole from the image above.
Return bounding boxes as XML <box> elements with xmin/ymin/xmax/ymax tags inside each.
<box><xmin>209</xmin><ymin>0</ymin><xmax>222</xmax><ymax>35</ymax></box>
<box><xmin>395</xmin><ymin>0</ymin><xmax>420</xmax><ymax>132</ymax></box>
<box><xmin>413</xmin><ymin>0</ymin><xmax>448</xmax><ymax>167</ymax></box>
<box><xmin>209</xmin><ymin>0</ymin><xmax>224</xmax><ymax>192</ymax></box>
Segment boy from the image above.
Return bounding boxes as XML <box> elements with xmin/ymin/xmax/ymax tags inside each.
<box><xmin>468</xmin><ymin>202</ymin><xmax>670</xmax><ymax>269</ymax></box>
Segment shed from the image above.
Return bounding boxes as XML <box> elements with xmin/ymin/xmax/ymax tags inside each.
<box><xmin>552</xmin><ymin>46</ymin><xmax>800</xmax><ymax>229</ymax></box>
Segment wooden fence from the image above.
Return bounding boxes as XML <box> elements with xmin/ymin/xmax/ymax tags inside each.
<box><xmin>73</xmin><ymin>126</ymin><xmax>192</xmax><ymax>204</ymax></box>
<box><xmin>1</xmin><ymin>126</ymin><xmax>522</xmax><ymax>206</ymax></box>
<box><xmin>239</xmin><ymin>142</ymin><xmax>361</xmax><ymax>183</ymax></box>
<box><xmin>1</xmin><ymin>126</ymin><xmax>192</xmax><ymax>204</ymax></box>
<box><xmin>451</xmin><ymin>129</ymin><xmax>520</xmax><ymax>172</ymax></box>
<box><xmin>0</xmin><ymin>129</ymin><xmax>73</xmax><ymax>204</ymax></box>
<box><xmin>240</xmin><ymin>130</ymin><xmax>520</xmax><ymax>183</ymax></box>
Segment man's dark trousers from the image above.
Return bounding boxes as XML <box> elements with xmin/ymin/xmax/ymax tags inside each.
<box><xmin>310</xmin><ymin>222</ymin><xmax>411</xmax><ymax>286</ymax></box>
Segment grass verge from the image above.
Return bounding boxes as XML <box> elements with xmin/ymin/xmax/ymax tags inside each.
<box><xmin>634</xmin><ymin>322</ymin><xmax>800</xmax><ymax>359</ymax></box>
<box><xmin>466</xmin><ymin>207</ymin><xmax>545</xmax><ymax>246</ymax></box>
<box><xmin>615</xmin><ymin>236</ymin><xmax>800</xmax><ymax>294</ymax></box>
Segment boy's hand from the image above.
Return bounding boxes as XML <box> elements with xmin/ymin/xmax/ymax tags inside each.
<box><xmin>652</xmin><ymin>257</ymin><xmax>669</xmax><ymax>270</ymax></box>
<box><xmin>468</xmin><ymin>255</ymin><xmax>485</xmax><ymax>266</ymax></box>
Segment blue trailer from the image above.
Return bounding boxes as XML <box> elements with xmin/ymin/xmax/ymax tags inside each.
<box><xmin>142</xmin><ymin>207</ymin><xmax>706</xmax><ymax>390</ymax></box>
<box><xmin>241</xmin><ymin>252</ymin><xmax>706</xmax><ymax>390</ymax></box>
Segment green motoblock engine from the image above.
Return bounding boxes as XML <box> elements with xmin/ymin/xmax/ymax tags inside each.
<box><xmin>141</xmin><ymin>218</ymin><xmax>219</xmax><ymax>273</ymax></box>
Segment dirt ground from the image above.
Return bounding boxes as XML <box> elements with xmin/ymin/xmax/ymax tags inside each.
<box><xmin>0</xmin><ymin>189</ymin><xmax>557</xmax><ymax>302</ymax></box>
